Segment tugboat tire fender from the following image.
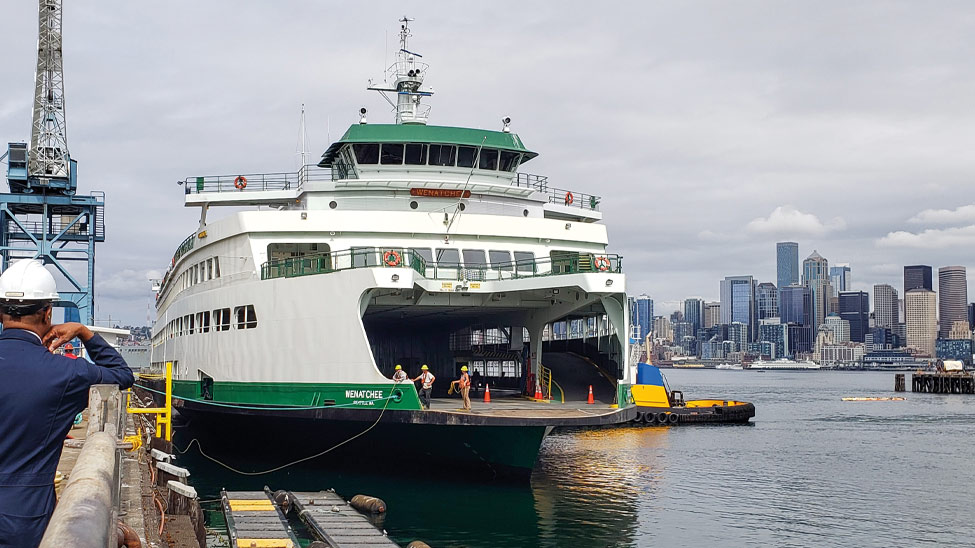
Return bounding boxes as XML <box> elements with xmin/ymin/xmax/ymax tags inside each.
<box><xmin>656</xmin><ymin>412</ymin><xmax>669</xmax><ymax>424</ymax></box>
<box><xmin>633</xmin><ymin>411</ymin><xmax>645</xmax><ymax>423</ymax></box>
<box><xmin>668</xmin><ymin>413</ymin><xmax>679</xmax><ymax>424</ymax></box>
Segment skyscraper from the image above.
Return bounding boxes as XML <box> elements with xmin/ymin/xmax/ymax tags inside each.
<box><xmin>703</xmin><ymin>302</ymin><xmax>721</xmax><ymax>329</ymax></box>
<box><xmin>720</xmin><ymin>276</ymin><xmax>757</xmax><ymax>341</ymax></box>
<box><xmin>838</xmin><ymin>290</ymin><xmax>869</xmax><ymax>342</ymax></box>
<box><xmin>829</xmin><ymin>264</ymin><xmax>851</xmax><ymax>293</ymax></box>
<box><xmin>683</xmin><ymin>298</ymin><xmax>704</xmax><ymax>335</ymax></box>
<box><xmin>938</xmin><ymin>266</ymin><xmax>968</xmax><ymax>339</ymax></box>
<box><xmin>779</xmin><ymin>284</ymin><xmax>811</xmax><ymax>326</ymax></box>
<box><xmin>822</xmin><ymin>315</ymin><xmax>851</xmax><ymax>344</ymax></box>
<box><xmin>756</xmin><ymin>282</ymin><xmax>778</xmax><ymax>320</ymax></box>
<box><xmin>904</xmin><ymin>265</ymin><xmax>933</xmax><ymax>296</ymax></box>
<box><xmin>776</xmin><ymin>242</ymin><xmax>799</xmax><ymax>290</ymax></box>
<box><xmin>633</xmin><ymin>294</ymin><xmax>653</xmax><ymax>340</ymax></box>
<box><xmin>802</xmin><ymin>250</ymin><xmax>829</xmax><ymax>332</ymax></box>
<box><xmin>873</xmin><ymin>284</ymin><xmax>899</xmax><ymax>329</ymax></box>
<box><xmin>905</xmin><ymin>289</ymin><xmax>937</xmax><ymax>357</ymax></box>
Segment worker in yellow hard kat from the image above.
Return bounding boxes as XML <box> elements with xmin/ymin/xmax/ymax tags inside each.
<box><xmin>391</xmin><ymin>364</ymin><xmax>409</xmax><ymax>383</ymax></box>
<box><xmin>450</xmin><ymin>365</ymin><xmax>472</xmax><ymax>411</ymax></box>
<box><xmin>412</xmin><ymin>365</ymin><xmax>435</xmax><ymax>410</ymax></box>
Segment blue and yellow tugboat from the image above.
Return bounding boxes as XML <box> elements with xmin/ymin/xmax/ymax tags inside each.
<box><xmin>629</xmin><ymin>363</ymin><xmax>755</xmax><ymax>426</ymax></box>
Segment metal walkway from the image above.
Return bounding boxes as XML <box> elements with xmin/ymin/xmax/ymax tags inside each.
<box><xmin>221</xmin><ymin>489</ymin><xmax>299</xmax><ymax>548</ymax></box>
<box><xmin>291</xmin><ymin>490</ymin><xmax>399</xmax><ymax>547</ymax></box>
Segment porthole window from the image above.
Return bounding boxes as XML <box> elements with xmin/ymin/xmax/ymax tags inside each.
<box><xmin>329</xmin><ymin>200</ymin><xmax>338</xmax><ymax>209</ymax></box>
<box><xmin>523</xmin><ymin>209</ymin><xmax>529</xmax><ymax>217</ymax></box>
<box><xmin>459</xmin><ymin>203</ymin><xmax>466</xmax><ymax>211</ymax></box>
<box><xmin>410</xmin><ymin>201</ymin><xmax>418</xmax><ymax>210</ymax></box>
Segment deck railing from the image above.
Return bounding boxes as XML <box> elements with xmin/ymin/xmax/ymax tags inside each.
<box><xmin>514</xmin><ymin>173</ymin><xmax>601</xmax><ymax>211</ymax></box>
<box><xmin>261</xmin><ymin>249</ymin><xmax>622</xmax><ymax>282</ymax></box>
<box><xmin>181</xmin><ymin>164</ymin><xmax>353</xmax><ymax>194</ymax></box>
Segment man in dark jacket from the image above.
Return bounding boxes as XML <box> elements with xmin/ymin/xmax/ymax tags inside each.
<box><xmin>0</xmin><ymin>260</ymin><xmax>133</xmax><ymax>548</ymax></box>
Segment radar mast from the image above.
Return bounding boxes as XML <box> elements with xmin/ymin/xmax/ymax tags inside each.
<box><xmin>367</xmin><ymin>17</ymin><xmax>433</xmax><ymax>125</ymax></box>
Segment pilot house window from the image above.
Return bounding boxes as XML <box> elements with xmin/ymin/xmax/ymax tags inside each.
<box><xmin>353</xmin><ymin>143</ymin><xmax>380</xmax><ymax>164</ymax></box>
<box><xmin>405</xmin><ymin>144</ymin><xmax>427</xmax><ymax>165</ymax></box>
<box><xmin>428</xmin><ymin>145</ymin><xmax>456</xmax><ymax>167</ymax></box>
<box><xmin>380</xmin><ymin>144</ymin><xmax>404</xmax><ymax>165</ymax></box>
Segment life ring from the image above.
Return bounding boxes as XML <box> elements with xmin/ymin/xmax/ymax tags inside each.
<box><xmin>594</xmin><ymin>256</ymin><xmax>611</xmax><ymax>271</ymax></box>
<box><xmin>383</xmin><ymin>250</ymin><xmax>401</xmax><ymax>267</ymax></box>
<box><xmin>564</xmin><ymin>191</ymin><xmax>574</xmax><ymax>205</ymax></box>
<box><xmin>234</xmin><ymin>175</ymin><xmax>247</xmax><ymax>190</ymax></box>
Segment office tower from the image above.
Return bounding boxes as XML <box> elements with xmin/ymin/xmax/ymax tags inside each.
<box><xmin>969</xmin><ymin>303</ymin><xmax>975</xmax><ymax>330</ymax></box>
<box><xmin>905</xmin><ymin>289</ymin><xmax>937</xmax><ymax>357</ymax></box>
<box><xmin>873</xmin><ymin>284</ymin><xmax>899</xmax><ymax>328</ymax></box>
<box><xmin>829</xmin><ymin>264</ymin><xmax>851</xmax><ymax>293</ymax></box>
<box><xmin>756</xmin><ymin>282</ymin><xmax>778</xmax><ymax>320</ymax></box>
<box><xmin>776</xmin><ymin>242</ymin><xmax>799</xmax><ymax>290</ymax></box>
<box><xmin>683</xmin><ymin>298</ymin><xmax>704</xmax><ymax>335</ymax></box>
<box><xmin>759</xmin><ymin>320</ymin><xmax>788</xmax><ymax>359</ymax></box>
<box><xmin>938</xmin><ymin>266</ymin><xmax>968</xmax><ymax>339</ymax></box>
<box><xmin>703</xmin><ymin>302</ymin><xmax>721</xmax><ymax>329</ymax></box>
<box><xmin>727</xmin><ymin>322</ymin><xmax>748</xmax><ymax>352</ymax></box>
<box><xmin>822</xmin><ymin>315</ymin><xmax>851</xmax><ymax>344</ymax></box>
<box><xmin>779</xmin><ymin>284</ymin><xmax>811</xmax><ymax>326</ymax></box>
<box><xmin>633</xmin><ymin>294</ymin><xmax>653</xmax><ymax>340</ymax></box>
<box><xmin>720</xmin><ymin>276</ymin><xmax>757</xmax><ymax>341</ymax></box>
<box><xmin>802</xmin><ymin>250</ymin><xmax>830</xmax><ymax>332</ymax></box>
<box><xmin>904</xmin><ymin>265</ymin><xmax>933</xmax><ymax>296</ymax></box>
<box><xmin>653</xmin><ymin>315</ymin><xmax>673</xmax><ymax>342</ymax></box>
<box><xmin>673</xmin><ymin>322</ymin><xmax>694</xmax><ymax>348</ymax></box>
<box><xmin>838</xmin><ymin>291</ymin><xmax>870</xmax><ymax>342</ymax></box>
<box><xmin>787</xmin><ymin>324</ymin><xmax>813</xmax><ymax>356</ymax></box>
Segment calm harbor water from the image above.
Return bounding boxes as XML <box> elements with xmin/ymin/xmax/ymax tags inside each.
<box><xmin>182</xmin><ymin>370</ymin><xmax>975</xmax><ymax>547</ymax></box>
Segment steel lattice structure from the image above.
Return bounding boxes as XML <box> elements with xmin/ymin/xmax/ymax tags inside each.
<box><xmin>29</xmin><ymin>0</ymin><xmax>70</xmax><ymax>181</ymax></box>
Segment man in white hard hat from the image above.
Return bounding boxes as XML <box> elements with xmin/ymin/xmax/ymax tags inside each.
<box><xmin>0</xmin><ymin>260</ymin><xmax>133</xmax><ymax>548</ymax></box>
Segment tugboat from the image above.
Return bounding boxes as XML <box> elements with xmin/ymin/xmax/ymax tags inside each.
<box><xmin>629</xmin><ymin>363</ymin><xmax>755</xmax><ymax>425</ymax></box>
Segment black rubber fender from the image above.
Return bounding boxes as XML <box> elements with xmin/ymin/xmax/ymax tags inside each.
<box><xmin>668</xmin><ymin>413</ymin><xmax>679</xmax><ymax>425</ymax></box>
<box><xmin>350</xmin><ymin>494</ymin><xmax>387</xmax><ymax>514</ymax></box>
<box><xmin>634</xmin><ymin>411</ymin><xmax>645</xmax><ymax>423</ymax></box>
<box><xmin>643</xmin><ymin>412</ymin><xmax>657</xmax><ymax>425</ymax></box>
<box><xmin>656</xmin><ymin>412</ymin><xmax>669</xmax><ymax>424</ymax></box>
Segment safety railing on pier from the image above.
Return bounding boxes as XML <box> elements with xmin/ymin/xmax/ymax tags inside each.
<box><xmin>261</xmin><ymin>248</ymin><xmax>622</xmax><ymax>282</ymax></box>
<box><xmin>180</xmin><ymin>163</ymin><xmax>355</xmax><ymax>194</ymax></box>
<box><xmin>514</xmin><ymin>173</ymin><xmax>601</xmax><ymax>211</ymax></box>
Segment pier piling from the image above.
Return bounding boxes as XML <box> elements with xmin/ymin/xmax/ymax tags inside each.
<box><xmin>894</xmin><ymin>374</ymin><xmax>905</xmax><ymax>392</ymax></box>
<box><xmin>911</xmin><ymin>372</ymin><xmax>975</xmax><ymax>394</ymax></box>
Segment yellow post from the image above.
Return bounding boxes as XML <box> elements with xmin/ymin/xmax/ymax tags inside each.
<box><xmin>126</xmin><ymin>361</ymin><xmax>173</xmax><ymax>441</ymax></box>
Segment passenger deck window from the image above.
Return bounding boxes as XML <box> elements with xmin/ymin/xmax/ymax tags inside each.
<box><xmin>435</xmin><ymin>248</ymin><xmax>460</xmax><ymax>266</ymax></box>
<box><xmin>214</xmin><ymin>308</ymin><xmax>231</xmax><ymax>332</ymax></box>
<box><xmin>235</xmin><ymin>305</ymin><xmax>258</xmax><ymax>329</ymax></box>
<box><xmin>187</xmin><ymin>314</ymin><xmax>195</xmax><ymax>335</ymax></box>
<box><xmin>405</xmin><ymin>144</ymin><xmax>427</xmax><ymax>165</ymax></box>
<box><xmin>489</xmin><ymin>250</ymin><xmax>513</xmax><ymax>271</ymax></box>
<box><xmin>353</xmin><ymin>143</ymin><xmax>380</xmax><ymax>164</ymax></box>
<box><xmin>197</xmin><ymin>311</ymin><xmax>211</xmax><ymax>333</ymax></box>
<box><xmin>462</xmin><ymin>249</ymin><xmax>487</xmax><ymax>268</ymax></box>
<box><xmin>478</xmin><ymin>149</ymin><xmax>499</xmax><ymax>170</ymax></box>
<box><xmin>428</xmin><ymin>145</ymin><xmax>456</xmax><ymax>167</ymax></box>
<box><xmin>380</xmin><ymin>143</ymin><xmax>404</xmax><ymax>165</ymax></box>
<box><xmin>351</xmin><ymin>247</ymin><xmax>378</xmax><ymax>267</ymax></box>
<box><xmin>514</xmin><ymin>251</ymin><xmax>536</xmax><ymax>273</ymax></box>
<box><xmin>206</xmin><ymin>259</ymin><xmax>214</xmax><ymax>280</ymax></box>
<box><xmin>214</xmin><ymin>258</ymin><xmax>221</xmax><ymax>278</ymax></box>
<box><xmin>410</xmin><ymin>248</ymin><xmax>433</xmax><ymax>263</ymax></box>
<box><xmin>499</xmin><ymin>151</ymin><xmax>520</xmax><ymax>172</ymax></box>
<box><xmin>457</xmin><ymin>146</ymin><xmax>477</xmax><ymax>168</ymax></box>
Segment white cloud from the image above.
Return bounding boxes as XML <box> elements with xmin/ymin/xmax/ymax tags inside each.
<box><xmin>908</xmin><ymin>204</ymin><xmax>975</xmax><ymax>225</ymax></box>
<box><xmin>877</xmin><ymin>225</ymin><xmax>975</xmax><ymax>249</ymax></box>
<box><xmin>745</xmin><ymin>206</ymin><xmax>846</xmax><ymax>236</ymax></box>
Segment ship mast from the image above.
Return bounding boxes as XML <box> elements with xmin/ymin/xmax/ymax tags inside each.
<box><xmin>367</xmin><ymin>17</ymin><xmax>433</xmax><ymax>125</ymax></box>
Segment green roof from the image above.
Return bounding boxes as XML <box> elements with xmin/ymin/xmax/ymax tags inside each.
<box><xmin>318</xmin><ymin>124</ymin><xmax>537</xmax><ymax>167</ymax></box>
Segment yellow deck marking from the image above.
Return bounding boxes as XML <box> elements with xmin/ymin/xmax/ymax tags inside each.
<box><xmin>228</xmin><ymin>499</ymin><xmax>274</xmax><ymax>511</ymax></box>
<box><xmin>236</xmin><ymin>540</ymin><xmax>294</xmax><ymax>548</ymax></box>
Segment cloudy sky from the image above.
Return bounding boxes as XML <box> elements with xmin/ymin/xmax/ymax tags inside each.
<box><xmin>2</xmin><ymin>1</ymin><xmax>975</xmax><ymax>324</ymax></box>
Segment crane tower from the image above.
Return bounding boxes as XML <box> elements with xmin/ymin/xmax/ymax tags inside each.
<box><xmin>0</xmin><ymin>0</ymin><xmax>105</xmax><ymax>324</ymax></box>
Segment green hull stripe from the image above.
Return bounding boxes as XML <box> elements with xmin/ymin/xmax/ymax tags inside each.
<box><xmin>172</xmin><ymin>379</ymin><xmax>424</xmax><ymax>410</ymax></box>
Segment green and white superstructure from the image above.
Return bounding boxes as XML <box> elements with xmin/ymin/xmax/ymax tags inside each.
<box><xmin>149</xmin><ymin>20</ymin><xmax>633</xmax><ymax>478</ymax></box>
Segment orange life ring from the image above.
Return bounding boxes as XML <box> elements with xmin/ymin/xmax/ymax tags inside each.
<box><xmin>234</xmin><ymin>175</ymin><xmax>247</xmax><ymax>190</ymax></box>
<box><xmin>383</xmin><ymin>250</ymin><xmax>402</xmax><ymax>267</ymax></box>
<box><xmin>594</xmin><ymin>256</ymin><xmax>611</xmax><ymax>271</ymax></box>
<box><xmin>564</xmin><ymin>191</ymin><xmax>574</xmax><ymax>205</ymax></box>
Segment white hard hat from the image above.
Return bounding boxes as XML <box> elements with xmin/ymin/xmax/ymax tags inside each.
<box><xmin>0</xmin><ymin>260</ymin><xmax>60</xmax><ymax>304</ymax></box>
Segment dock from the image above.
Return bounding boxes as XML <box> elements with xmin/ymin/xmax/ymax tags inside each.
<box><xmin>221</xmin><ymin>489</ymin><xmax>300</xmax><ymax>548</ymax></box>
<box><xmin>911</xmin><ymin>371</ymin><xmax>975</xmax><ymax>394</ymax></box>
<box><xmin>291</xmin><ymin>491</ymin><xmax>399</xmax><ymax>548</ymax></box>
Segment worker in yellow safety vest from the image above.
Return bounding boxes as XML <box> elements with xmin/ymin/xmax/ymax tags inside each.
<box><xmin>450</xmin><ymin>366</ymin><xmax>472</xmax><ymax>411</ymax></box>
<box><xmin>412</xmin><ymin>365</ymin><xmax>435</xmax><ymax>410</ymax></box>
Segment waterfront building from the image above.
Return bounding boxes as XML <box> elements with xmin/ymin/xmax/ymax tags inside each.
<box><xmin>673</xmin><ymin>321</ymin><xmax>694</xmax><ymax>347</ymax></box>
<box><xmin>727</xmin><ymin>321</ymin><xmax>748</xmax><ymax>352</ymax></box>
<box><xmin>802</xmin><ymin>250</ymin><xmax>830</xmax><ymax>332</ymax></box>
<box><xmin>838</xmin><ymin>291</ymin><xmax>869</xmax><ymax>343</ymax></box>
<box><xmin>720</xmin><ymin>276</ymin><xmax>757</xmax><ymax>341</ymax></box>
<box><xmin>873</xmin><ymin>284</ymin><xmax>899</xmax><ymax>329</ymax></box>
<box><xmin>822</xmin><ymin>315</ymin><xmax>851</xmax><ymax>344</ymax></box>
<box><xmin>863</xmin><ymin>349</ymin><xmax>915</xmax><ymax>366</ymax></box>
<box><xmin>701</xmin><ymin>338</ymin><xmax>725</xmax><ymax>360</ymax></box>
<box><xmin>829</xmin><ymin>264</ymin><xmax>851</xmax><ymax>293</ymax></box>
<box><xmin>759</xmin><ymin>320</ymin><xmax>788</xmax><ymax>359</ymax></box>
<box><xmin>905</xmin><ymin>289</ymin><xmax>937</xmax><ymax>357</ymax></box>
<box><xmin>866</xmin><ymin>327</ymin><xmax>895</xmax><ymax>351</ymax></box>
<box><xmin>936</xmin><ymin>338</ymin><xmax>973</xmax><ymax>365</ymax></box>
<box><xmin>633</xmin><ymin>294</ymin><xmax>653</xmax><ymax>340</ymax></box>
<box><xmin>703</xmin><ymin>301</ymin><xmax>721</xmax><ymax>329</ymax></box>
<box><xmin>653</xmin><ymin>315</ymin><xmax>673</xmax><ymax>343</ymax></box>
<box><xmin>747</xmin><ymin>341</ymin><xmax>774</xmax><ymax>358</ymax></box>
<box><xmin>776</xmin><ymin>242</ymin><xmax>800</xmax><ymax>290</ymax></box>
<box><xmin>938</xmin><ymin>266</ymin><xmax>968</xmax><ymax>339</ymax></box>
<box><xmin>948</xmin><ymin>320</ymin><xmax>971</xmax><ymax>340</ymax></box>
<box><xmin>678</xmin><ymin>335</ymin><xmax>698</xmax><ymax>357</ymax></box>
<box><xmin>787</xmin><ymin>324</ymin><xmax>813</xmax><ymax>356</ymax></box>
<box><xmin>757</xmin><ymin>282</ymin><xmax>778</xmax><ymax>320</ymax></box>
<box><xmin>683</xmin><ymin>298</ymin><xmax>704</xmax><ymax>335</ymax></box>
<box><xmin>904</xmin><ymin>265</ymin><xmax>933</xmax><ymax>295</ymax></box>
<box><xmin>820</xmin><ymin>343</ymin><xmax>865</xmax><ymax>365</ymax></box>
<box><xmin>779</xmin><ymin>284</ymin><xmax>811</xmax><ymax>326</ymax></box>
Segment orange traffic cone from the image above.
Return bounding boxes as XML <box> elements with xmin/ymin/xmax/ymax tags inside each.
<box><xmin>483</xmin><ymin>384</ymin><xmax>491</xmax><ymax>403</ymax></box>
<box><xmin>534</xmin><ymin>383</ymin><xmax>543</xmax><ymax>400</ymax></box>
<box><xmin>587</xmin><ymin>385</ymin><xmax>595</xmax><ymax>405</ymax></box>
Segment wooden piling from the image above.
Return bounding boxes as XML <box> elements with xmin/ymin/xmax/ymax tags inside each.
<box><xmin>894</xmin><ymin>374</ymin><xmax>905</xmax><ymax>392</ymax></box>
<box><xmin>911</xmin><ymin>371</ymin><xmax>975</xmax><ymax>394</ymax></box>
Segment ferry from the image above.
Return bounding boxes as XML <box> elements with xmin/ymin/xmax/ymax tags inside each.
<box><xmin>748</xmin><ymin>358</ymin><xmax>821</xmax><ymax>371</ymax></box>
<box><xmin>145</xmin><ymin>20</ymin><xmax>634</xmax><ymax>479</ymax></box>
